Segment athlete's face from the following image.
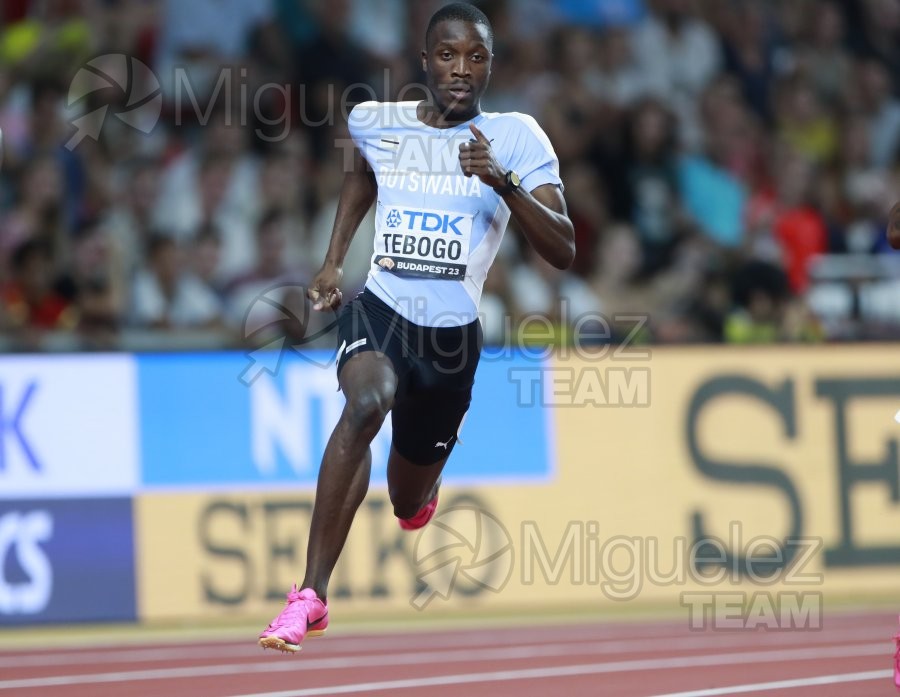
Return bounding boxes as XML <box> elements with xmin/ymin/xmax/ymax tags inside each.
<box><xmin>422</xmin><ymin>19</ymin><xmax>492</xmax><ymax>121</ymax></box>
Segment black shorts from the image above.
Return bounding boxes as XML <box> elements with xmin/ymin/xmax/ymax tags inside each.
<box><xmin>335</xmin><ymin>289</ymin><xmax>482</xmax><ymax>465</ymax></box>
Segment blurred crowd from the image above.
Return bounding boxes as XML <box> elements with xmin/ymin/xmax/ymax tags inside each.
<box><xmin>0</xmin><ymin>0</ymin><xmax>899</xmax><ymax>352</ymax></box>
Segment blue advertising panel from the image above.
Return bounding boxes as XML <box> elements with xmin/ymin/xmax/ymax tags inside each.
<box><xmin>138</xmin><ymin>350</ymin><xmax>553</xmax><ymax>489</ymax></box>
<box><xmin>0</xmin><ymin>498</ymin><xmax>136</xmax><ymax>625</ymax></box>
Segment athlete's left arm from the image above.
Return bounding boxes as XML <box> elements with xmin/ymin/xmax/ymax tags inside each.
<box><xmin>460</xmin><ymin>123</ymin><xmax>575</xmax><ymax>269</ymax></box>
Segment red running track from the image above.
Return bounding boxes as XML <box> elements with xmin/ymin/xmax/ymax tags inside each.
<box><xmin>0</xmin><ymin>610</ymin><xmax>895</xmax><ymax>697</ymax></box>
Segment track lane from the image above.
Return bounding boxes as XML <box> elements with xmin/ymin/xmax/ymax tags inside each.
<box><xmin>0</xmin><ymin>610</ymin><xmax>893</xmax><ymax>697</ymax></box>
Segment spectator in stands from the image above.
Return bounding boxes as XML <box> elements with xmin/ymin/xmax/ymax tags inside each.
<box><xmin>775</xmin><ymin>75</ymin><xmax>838</xmax><ymax>166</ymax></box>
<box><xmin>190</xmin><ymin>222</ymin><xmax>224</xmax><ymax>296</ymax></box>
<box><xmin>719</xmin><ymin>0</ymin><xmax>781</xmax><ymax>121</ymax></box>
<box><xmin>1</xmin><ymin>238</ymin><xmax>73</xmax><ymax>345</ymax></box>
<box><xmin>560</xmin><ymin>161</ymin><xmax>609</xmax><ymax>279</ymax></box>
<box><xmin>724</xmin><ymin>259</ymin><xmax>790</xmax><ymax>343</ymax></box>
<box><xmin>770</xmin><ymin>146</ymin><xmax>829</xmax><ymax>294</ymax></box>
<box><xmin>130</xmin><ymin>233</ymin><xmax>223</xmax><ymax>329</ymax></box>
<box><xmin>224</xmin><ymin>208</ymin><xmax>308</xmax><ymax>328</ymax></box>
<box><xmin>154</xmin><ymin>0</ymin><xmax>275</xmax><ymax>106</ymax></box>
<box><xmin>537</xmin><ymin>28</ymin><xmax>603</xmax><ymax>169</ymax></box>
<box><xmin>2</xmin><ymin>0</ymin><xmax>900</xmax><ymax>349</ymax></box>
<box><xmin>591</xmin><ymin>224</ymin><xmax>650</xmax><ymax>332</ymax></box>
<box><xmin>102</xmin><ymin>157</ymin><xmax>164</xmax><ymax>277</ymax></box>
<box><xmin>478</xmin><ymin>247</ymin><xmax>518</xmax><ymax>347</ymax></box>
<box><xmin>844</xmin><ymin>0</ymin><xmax>900</xmax><ymax>91</ymax></box>
<box><xmin>0</xmin><ymin>153</ymin><xmax>65</xmax><ymax>275</ymax></box>
<box><xmin>155</xmin><ymin>110</ymin><xmax>260</xmax><ymax>279</ymax></box>
<box><xmin>55</xmin><ymin>219</ymin><xmax>125</xmax><ymax>316</ymax></box>
<box><xmin>510</xmin><ymin>237</ymin><xmax>602</xmax><ymax>347</ymax></box>
<box><xmin>0</xmin><ymin>66</ymin><xmax>32</xmax><ymax>173</ymax></box>
<box><xmin>835</xmin><ymin>115</ymin><xmax>894</xmax><ymax>254</ymax></box>
<box><xmin>51</xmin><ymin>218</ymin><xmax>124</xmax><ymax>351</ymax></box>
<box><xmin>632</xmin><ymin>0</ymin><xmax>723</xmax><ymax>149</ymax></box>
<box><xmin>620</xmin><ymin>97</ymin><xmax>684</xmax><ymax>276</ymax></box>
<box><xmin>725</xmin><ymin>259</ymin><xmax>821</xmax><ymax>343</ymax></box>
<box><xmin>289</xmin><ymin>0</ymin><xmax>374</xmax><ymax>148</ymax></box>
<box><xmin>257</xmin><ymin>142</ymin><xmax>310</xmax><ymax>268</ymax></box>
<box><xmin>587</xmin><ymin>27</ymin><xmax>653</xmax><ymax>110</ymax></box>
<box><xmin>677</xmin><ymin>79</ymin><xmax>749</xmax><ymax>250</ymax></box>
<box><xmin>307</xmin><ymin>121</ymin><xmax>374</xmax><ymax>297</ymax></box>
<box><xmin>812</xmin><ymin>167</ymin><xmax>851</xmax><ymax>255</ymax></box>
<box><xmin>0</xmin><ymin>0</ymin><xmax>92</xmax><ymax>85</ymax></box>
<box><xmin>797</xmin><ymin>0</ymin><xmax>852</xmax><ymax>107</ymax></box>
<box><xmin>850</xmin><ymin>57</ymin><xmax>900</xmax><ymax>169</ymax></box>
<box><xmin>480</xmin><ymin>34</ymin><xmax>556</xmax><ymax>116</ymax></box>
<box><xmin>24</xmin><ymin>77</ymin><xmax>86</xmax><ymax>229</ymax></box>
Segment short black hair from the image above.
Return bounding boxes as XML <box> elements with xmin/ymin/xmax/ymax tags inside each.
<box><xmin>425</xmin><ymin>2</ymin><xmax>494</xmax><ymax>50</ymax></box>
<box><xmin>145</xmin><ymin>232</ymin><xmax>176</xmax><ymax>260</ymax></box>
<box><xmin>11</xmin><ymin>238</ymin><xmax>52</xmax><ymax>272</ymax></box>
<box><xmin>732</xmin><ymin>260</ymin><xmax>791</xmax><ymax>307</ymax></box>
<box><xmin>257</xmin><ymin>207</ymin><xmax>286</xmax><ymax>234</ymax></box>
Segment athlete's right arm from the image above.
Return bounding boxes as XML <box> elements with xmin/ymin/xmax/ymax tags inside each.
<box><xmin>309</xmin><ymin>146</ymin><xmax>377</xmax><ymax>311</ymax></box>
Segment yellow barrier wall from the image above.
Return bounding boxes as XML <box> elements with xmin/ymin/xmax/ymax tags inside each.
<box><xmin>136</xmin><ymin>346</ymin><xmax>900</xmax><ymax>624</ymax></box>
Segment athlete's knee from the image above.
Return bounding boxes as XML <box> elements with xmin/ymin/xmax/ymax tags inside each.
<box><xmin>344</xmin><ymin>388</ymin><xmax>393</xmax><ymax>437</ymax></box>
<box><xmin>390</xmin><ymin>479</ymin><xmax>422</xmax><ymax>519</ymax></box>
<box><xmin>389</xmin><ymin>478</ymin><xmax>435</xmax><ymax>519</ymax></box>
<box><xmin>391</xmin><ymin>493</ymin><xmax>428</xmax><ymax>520</ymax></box>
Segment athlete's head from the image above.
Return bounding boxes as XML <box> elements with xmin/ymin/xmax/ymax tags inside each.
<box><xmin>422</xmin><ymin>3</ymin><xmax>493</xmax><ymax>122</ymax></box>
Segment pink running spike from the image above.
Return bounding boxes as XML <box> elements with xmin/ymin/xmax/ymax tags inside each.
<box><xmin>258</xmin><ymin>585</ymin><xmax>328</xmax><ymax>653</ymax></box>
<box><xmin>399</xmin><ymin>492</ymin><xmax>439</xmax><ymax>530</ymax></box>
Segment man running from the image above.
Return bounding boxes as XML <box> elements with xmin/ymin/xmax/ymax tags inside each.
<box><xmin>259</xmin><ymin>2</ymin><xmax>574</xmax><ymax>653</ymax></box>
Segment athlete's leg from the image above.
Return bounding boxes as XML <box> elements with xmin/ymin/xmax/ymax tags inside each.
<box><xmin>387</xmin><ymin>318</ymin><xmax>481</xmax><ymax>524</ymax></box>
<box><xmin>301</xmin><ymin>350</ymin><xmax>397</xmax><ymax>600</ymax></box>
<box><xmin>387</xmin><ymin>386</ymin><xmax>470</xmax><ymax>529</ymax></box>
<box><xmin>387</xmin><ymin>446</ymin><xmax>448</xmax><ymax>519</ymax></box>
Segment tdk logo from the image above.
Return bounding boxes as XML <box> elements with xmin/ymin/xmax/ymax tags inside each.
<box><xmin>388</xmin><ymin>209</ymin><xmax>464</xmax><ymax>235</ymax></box>
<box><xmin>386</xmin><ymin>209</ymin><xmax>402</xmax><ymax>228</ymax></box>
<box><xmin>0</xmin><ymin>383</ymin><xmax>40</xmax><ymax>472</ymax></box>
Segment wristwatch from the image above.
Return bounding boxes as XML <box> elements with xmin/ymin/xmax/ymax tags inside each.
<box><xmin>495</xmin><ymin>169</ymin><xmax>521</xmax><ymax>196</ymax></box>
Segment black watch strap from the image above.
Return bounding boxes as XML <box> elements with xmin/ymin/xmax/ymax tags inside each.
<box><xmin>495</xmin><ymin>170</ymin><xmax>521</xmax><ymax>196</ymax></box>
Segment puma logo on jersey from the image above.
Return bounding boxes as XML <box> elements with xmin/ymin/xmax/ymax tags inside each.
<box><xmin>435</xmin><ymin>436</ymin><xmax>454</xmax><ymax>450</ymax></box>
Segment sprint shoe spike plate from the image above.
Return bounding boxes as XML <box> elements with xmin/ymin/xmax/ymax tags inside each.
<box><xmin>259</xmin><ymin>585</ymin><xmax>328</xmax><ymax>653</ymax></box>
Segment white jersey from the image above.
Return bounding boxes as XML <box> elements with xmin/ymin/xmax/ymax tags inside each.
<box><xmin>347</xmin><ymin>100</ymin><xmax>563</xmax><ymax>327</ymax></box>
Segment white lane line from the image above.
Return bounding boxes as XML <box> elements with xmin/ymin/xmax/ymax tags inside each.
<box><xmin>0</xmin><ymin>641</ymin><xmax>887</xmax><ymax>692</ymax></box>
<box><xmin>226</xmin><ymin>650</ymin><xmax>892</xmax><ymax>697</ymax></box>
<box><xmin>0</xmin><ymin>623</ymin><xmax>629</xmax><ymax>659</ymax></box>
<box><xmin>0</xmin><ymin>626</ymin><xmax>886</xmax><ymax>670</ymax></box>
<box><xmin>0</xmin><ymin>611</ymin><xmax>890</xmax><ymax>657</ymax></box>
<box><xmin>0</xmin><ymin>645</ymin><xmax>255</xmax><ymax>669</ymax></box>
<box><xmin>647</xmin><ymin>669</ymin><xmax>892</xmax><ymax>696</ymax></box>
<box><xmin>0</xmin><ymin>621</ymin><xmax>664</xmax><ymax>656</ymax></box>
<box><xmin>0</xmin><ymin>629</ymin><xmax>879</xmax><ymax>668</ymax></box>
